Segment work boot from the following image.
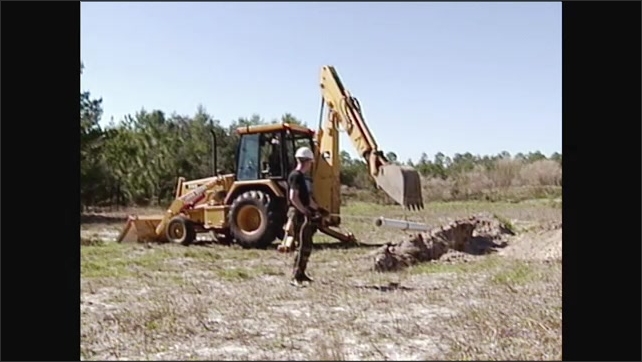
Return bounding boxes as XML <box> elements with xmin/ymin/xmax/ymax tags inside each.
<box><xmin>292</xmin><ymin>270</ymin><xmax>314</xmax><ymax>283</ymax></box>
<box><xmin>298</xmin><ymin>273</ymin><xmax>314</xmax><ymax>283</ymax></box>
<box><xmin>290</xmin><ymin>277</ymin><xmax>305</xmax><ymax>287</ymax></box>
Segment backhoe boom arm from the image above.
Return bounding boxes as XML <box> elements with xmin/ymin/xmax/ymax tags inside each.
<box><xmin>320</xmin><ymin>66</ymin><xmax>383</xmax><ymax>167</ymax></box>
<box><xmin>316</xmin><ymin>66</ymin><xmax>424</xmax><ymax>211</ymax></box>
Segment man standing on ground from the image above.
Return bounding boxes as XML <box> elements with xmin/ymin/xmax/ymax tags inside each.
<box><xmin>287</xmin><ymin>146</ymin><xmax>322</xmax><ymax>286</ymax></box>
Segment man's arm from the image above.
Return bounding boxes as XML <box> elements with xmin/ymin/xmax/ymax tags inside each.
<box><xmin>309</xmin><ymin>199</ymin><xmax>330</xmax><ymax>217</ymax></box>
<box><xmin>309</xmin><ymin>197</ymin><xmax>319</xmax><ymax>210</ymax></box>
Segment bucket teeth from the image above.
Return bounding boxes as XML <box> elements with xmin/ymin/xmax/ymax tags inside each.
<box><xmin>404</xmin><ymin>201</ymin><xmax>424</xmax><ymax>211</ymax></box>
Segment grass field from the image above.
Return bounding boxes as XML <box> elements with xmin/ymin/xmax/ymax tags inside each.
<box><xmin>81</xmin><ymin>200</ymin><xmax>562</xmax><ymax>360</ymax></box>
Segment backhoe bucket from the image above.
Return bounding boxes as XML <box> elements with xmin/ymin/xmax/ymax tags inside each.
<box><xmin>375</xmin><ymin>164</ymin><xmax>424</xmax><ymax>210</ymax></box>
<box><xmin>116</xmin><ymin>215</ymin><xmax>167</xmax><ymax>243</ymax></box>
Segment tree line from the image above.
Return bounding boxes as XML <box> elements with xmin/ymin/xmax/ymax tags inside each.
<box><xmin>81</xmin><ymin>65</ymin><xmax>562</xmax><ymax>209</ymax></box>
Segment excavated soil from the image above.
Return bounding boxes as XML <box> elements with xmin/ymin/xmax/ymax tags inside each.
<box><xmin>82</xmin><ymin>203</ymin><xmax>563</xmax><ymax>360</ymax></box>
<box><xmin>498</xmin><ymin>222</ymin><xmax>562</xmax><ymax>261</ymax></box>
<box><xmin>371</xmin><ymin>214</ymin><xmax>561</xmax><ymax>272</ymax></box>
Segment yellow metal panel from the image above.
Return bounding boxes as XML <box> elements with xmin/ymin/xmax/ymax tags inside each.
<box><xmin>313</xmin><ymin>114</ymin><xmax>341</xmax><ymax>224</ymax></box>
<box><xmin>186</xmin><ymin>208</ymin><xmax>205</xmax><ymax>224</ymax></box>
<box><xmin>203</xmin><ymin>205</ymin><xmax>229</xmax><ymax>229</ymax></box>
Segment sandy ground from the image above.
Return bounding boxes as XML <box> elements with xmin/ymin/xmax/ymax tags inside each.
<box><xmin>81</xmin><ymin>200</ymin><xmax>562</xmax><ymax>360</ymax></box>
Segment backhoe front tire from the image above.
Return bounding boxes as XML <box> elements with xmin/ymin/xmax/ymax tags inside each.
<box><xmin>228</xmin><ymin>190</ymin><xmax>281</xmax><ymax>249</ymax></box>
<box><xmin>166</xmin><ymin>215</ymin><xmax>196</xmax><ymax>246</ymax></box>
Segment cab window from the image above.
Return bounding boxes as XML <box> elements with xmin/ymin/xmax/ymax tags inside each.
<box><xmin>236</xmin><ymin>134</ymin><xmax>260</xmax><ymax>181</ymax></box>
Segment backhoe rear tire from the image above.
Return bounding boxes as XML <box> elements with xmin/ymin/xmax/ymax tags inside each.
<box><xmin>228</xmin><ymin>190</ymin><xmax>281</xmax><ymax>249</ymax></box>
<box><xmin>166</xmin><ymin>215</ymin><xmax>196</xmax><ymax>246</ymax></box>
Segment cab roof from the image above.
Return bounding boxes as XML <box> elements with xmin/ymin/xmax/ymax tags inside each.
<box><xmin>236</xmin><ymin>123</ymin><xmax>314</xmax><ymax>136</ymax></box>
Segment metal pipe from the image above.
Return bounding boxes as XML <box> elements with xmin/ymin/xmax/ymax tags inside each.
<box><xmin>374</xmin><ymin>217</ymin><xmax>430</xmax><ymax>232</ymax></box>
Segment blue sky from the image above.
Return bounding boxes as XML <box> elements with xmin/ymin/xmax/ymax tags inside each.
<box><xmin>81</xmin><ymin>2</ymin><xmax>561</xmax><ymax>163</ymax></box>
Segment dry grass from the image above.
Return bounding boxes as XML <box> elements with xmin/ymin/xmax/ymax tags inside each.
<box><xmin>343</xmin><ymin>159</ymin><xmax>562</xmax><ymax>205</ymax></box>
<box><xmin>81</xmin><ymin>200</ymin><xmax>561</xmax><ymax>360</ymax></box>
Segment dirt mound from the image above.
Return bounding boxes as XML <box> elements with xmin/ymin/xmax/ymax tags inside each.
<box><xmin>499</xmin><ymin>222</ymin><xmax>562</xmax><ymax>261</ymax></box>
<box><xmin>372</xmin><ymin>214</ymin><xmax>515</xmax><ymax>272</ymax></box>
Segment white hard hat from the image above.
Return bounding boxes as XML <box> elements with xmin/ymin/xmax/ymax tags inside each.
<box><xmin>295</xmin><ymin>147</ymin><xmax>314</xmax><ymax>160</ymax></box>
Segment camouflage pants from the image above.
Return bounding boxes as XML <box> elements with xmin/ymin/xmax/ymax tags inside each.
<box><xmin>288</xmin><ymin>207</ymin><xmax>316</xmax><ymax>276</ymax></box>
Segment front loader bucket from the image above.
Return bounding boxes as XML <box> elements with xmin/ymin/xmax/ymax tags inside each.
<box><xmin>116</xmin><ymin>215</ymin><xmax>167</xmax><ymax>243</ymax></box>
<box><xmin>375</xmin><ymin>164</ymin><xmax>424</xmax><ymax>210</ymax></box>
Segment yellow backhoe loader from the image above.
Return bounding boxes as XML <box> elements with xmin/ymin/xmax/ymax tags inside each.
<box><xmin>117</xmin><ymin>65</ymin><xmax>424</xmax><ymax>248</ymax></box>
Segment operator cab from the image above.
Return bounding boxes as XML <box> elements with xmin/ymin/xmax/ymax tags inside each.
<box><xmin>235</xmin><ymin>126</ymin><xmax>314</xmax><ymax>182</ymax></box>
